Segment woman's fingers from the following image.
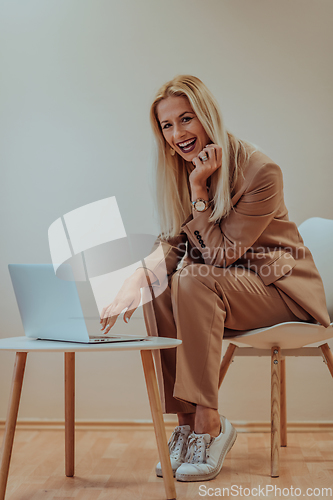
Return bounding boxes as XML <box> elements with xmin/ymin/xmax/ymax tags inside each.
<box><xmin>192</xmin><ymin>156</ymin><xmax>202</xmax><ymax>168</ymax></box>
<box><xmin>123</xmin><ymin>308</ymin><xmax>135</xmax><ymax>323</ymax></box>
<box><xmin>190</xmin><ymin>144</ymin><xmax>223</xmax><ymax>187</ymax></box>
<box><xmin>100</xmin><ymin>304</ymin><xmax>115</xmax><ymax>329</ymax></box>
<box><xmin>198</xmin><ymin>148</ymin><xmax>209</xmax><ymax>161</ymax></box>
<box><xmin>194</xmin><ymin>144</ymin><xmax>219</xmax><ymax>166</ymax></box>
<box><xmin>104</xmin><ymin>303</ymin><xmax>133</xmax><ymax>332</ymax></box>
<box><xmin>100</xmin><ymin>312</ymin><xmax>109</xmax><ymax>329</ymax></box>
<box><xmin>100</xmin><ymin>307</ymin><xmax>107</xmax><ymax>323</ymax></box>
<box><xmin>101</xmin><ymin>309</ymin><xmax>121</xmax><ymax>330</ymax></box>
<box><xmin>216</xmin><ymin>146</ymin><xmax>222</xmax><ymax>166</ymax></box>
<box><xmin>204</xmin><ymin>144</ymin><xmax>216</xmax><ymax>161</ymax></box>
<box><xmin>123</xmin><ymin>293</ymin><xmax>141</xmax><ymax>323</ymax></box>
<box><xmin>100</xmin><ymin>281</ymin><xmax>142</xmax><ymax>332</ymax></box>
<box><xmin>101</xmin><ymin>294</ymin><xmax>139</xmax><ymax>331</ymax></box>
<box><xmin>104</xmin><ymin>312</ymin><xmax>120</xmax><ymax>333</ymax></box>
<box><xmin>101</xmin><ymin>298</ymin><xmax>125</xmax><ymax>322</ymax></box>
<box><xmin>199</xmin><ymin>144</ymin><xmax>222</xmax><ymax>172</ymax></box>
<box><xmin>101</xmin><ymin>304</ymin><xmax>113</xmax><ymax>321</ymax></box>
<box><xmin>103</xmin><ymin>319</ymin><xmax>116</xmax><ymax>335</ymax></box>
<box><xmin>206</xmin><ymin>144</ymin><xmax>222</xmax><ymax>165</ymax></box>
<box><xmin>100</xmin><ymin>302</ymin><xmax>120</xmax><ymax>331</ymax></box>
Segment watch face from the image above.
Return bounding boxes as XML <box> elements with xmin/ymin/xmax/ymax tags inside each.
<box><xmin>196</xmin><ymin>201</ymin><xmax>206</xmax><ymax>211</ymax></box>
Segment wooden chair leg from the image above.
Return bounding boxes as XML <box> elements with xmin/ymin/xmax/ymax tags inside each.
<box><xmin>271</xmin><ymin>346</ymin><xmax>280</xmax><ymax>477</ymax></box>
<box><xmin>0</xmin><ymin>352</ymin><xmax>27</xmax><ymax>500</ymax></box>
<box><xmin>64</xmin><ymin>352</ymin><xmax>75</xmax><ymax>478</ymax></box>
<box><xmin>218</xmin><ymin>343</ymin><xmax>237</xmax><ymax>389</ymax></box>
<box><xmin>280</xmin><ymin>358</ymin><xmax>287</xmax><ymax>447</ymax></box>
<box><xmin>141</xmin><ymin>350</ymin><xmax>176</xmax><ymax>500</ymax></box>
<box><xmin>320</xmin><ymin>343</ymin><xmax>333</xmax><ymax>378</ymax></box>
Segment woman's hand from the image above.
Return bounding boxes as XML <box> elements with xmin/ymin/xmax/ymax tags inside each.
<box><xmin>189</xmin><ymin>143</ymin><xmax>222</xmax><ymax>189</ymax></box>
<box><xmin>100</xmin><ymin>271</ymin><xmax>144</xmax><ymax>334</ymax></box>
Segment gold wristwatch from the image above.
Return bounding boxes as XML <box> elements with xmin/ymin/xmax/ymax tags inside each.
<box><xmin>191</xmin><ymin>199</ymin><xmax>211</xmax><ymax>212</ymax></box>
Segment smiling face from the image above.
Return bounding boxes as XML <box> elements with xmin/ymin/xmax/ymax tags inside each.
<box><xmin>156</xmin><ymin>95</ymin><xmax>211</xmax><ymax>162</ymax></box>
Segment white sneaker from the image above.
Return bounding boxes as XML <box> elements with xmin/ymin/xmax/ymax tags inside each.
<box><xmin>156</xmin><ymin>424</ymin><xmax>191</xmax><ymax>477</ymax></box>
<box><xmin>175</xmin><ymin>416</ymin><xmax>237</xmax><ymax>482</ymax></box>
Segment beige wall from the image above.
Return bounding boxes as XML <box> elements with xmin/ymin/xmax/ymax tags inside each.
<box><xmin>1</xmin><ymin>0</ymin><xmax>332</xmax><ymax>424</ymax></box>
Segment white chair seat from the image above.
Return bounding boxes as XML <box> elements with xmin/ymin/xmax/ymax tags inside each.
<box><xmin>226</xmin><ymin>321</ymin><xmax>333</xmax><ymax>350</ymax></box>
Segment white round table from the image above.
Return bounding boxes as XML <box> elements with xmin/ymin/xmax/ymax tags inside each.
<box><xmin>0</xmin><ymin>336</ymin><xmax>181</xmax><ymax>500</ymax></box>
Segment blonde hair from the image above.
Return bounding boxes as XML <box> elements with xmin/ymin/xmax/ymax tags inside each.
<box><xmin>150</xmin><ymin>75</ymin><xmax>259</xmax><ymax>238</ymax></box>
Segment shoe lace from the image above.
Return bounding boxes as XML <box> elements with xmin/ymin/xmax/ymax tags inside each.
<box><xmin>168</xmin><ymin>427</ymin><xmax>187</xmax><ymax>460</ymax></box>
<box><xmin>184</xmin><ymin>434</ymin><xmax>213</xmax><ymax>464</ymax></box>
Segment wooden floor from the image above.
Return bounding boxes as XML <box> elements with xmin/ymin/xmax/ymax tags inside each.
<box><xmin>1</xmin><ymin>427</ymin><xmax>332</xmax><ymax>500</ymax></box>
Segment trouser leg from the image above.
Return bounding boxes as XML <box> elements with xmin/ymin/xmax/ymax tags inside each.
<box><xmin>142</xmin><ymin>277</ymin><xmax>196</xmax><ymax>414</ymax></box>
<box><xmin>171</xmin><ymin>265</ymin><xmax>227</xmax><ymax>409</ymax></box>
<box><xmin>170</xmin><ymin>264</ymin><xmax>307</xmax><ymax>410</ymax></box>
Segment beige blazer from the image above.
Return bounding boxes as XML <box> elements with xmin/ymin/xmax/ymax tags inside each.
<box><xmin>143</xmin><ymin>148</ymin><xmax>330</xmax><ymax>328</ymax></box>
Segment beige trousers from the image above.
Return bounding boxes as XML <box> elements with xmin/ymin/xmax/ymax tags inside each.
<box><xmin>142</xmin><ymin>263</ymin><xmax>312</xmax><ymax>414</ymax></box>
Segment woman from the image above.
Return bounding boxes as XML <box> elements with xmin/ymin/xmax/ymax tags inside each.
<box><xmin>100</xmin><ymin>75</ymin><xmax>330</xmax><ymax>482</ymax></box>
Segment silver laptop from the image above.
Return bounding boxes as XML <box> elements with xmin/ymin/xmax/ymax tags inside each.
<box><xmin>8</xmin><ymin>264</ymin><xmax>148</xmax><ymax>344</ymax></box>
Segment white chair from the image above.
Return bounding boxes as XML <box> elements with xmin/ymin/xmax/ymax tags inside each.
<box><xmin>218</xmin><ymin>217</ymin><xmax>333</xmax><ymax>477</ymax></box>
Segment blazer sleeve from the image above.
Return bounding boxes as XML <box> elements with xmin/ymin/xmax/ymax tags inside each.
<box><xmin>137</xmin><ymin>232</ymin><xmax>188</xmax><ymax>286</ymax></box>
<box><xmin>181</xmin><ymin>162</ymin><xmax>284</xmax><ymax>267</ymax></box>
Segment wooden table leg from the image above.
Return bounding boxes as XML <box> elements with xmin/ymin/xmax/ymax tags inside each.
<box><xmin>64</xmin><ymin>352</ymin><xmax>75</xmax><ymax>477</ymax></box>
<box><xmin>271</xmin><ymin>346</ymin><xmax>280</xmax><ymax>478</ymax></box>
<box><xmin>141</xmin><ymin>350</ymin><xmax>176</xmax><ymax>500</ymax></box>
<box><xmin>0</xmin><ymin>352</ymin><xmax>27</xmax><ymax>500</ymax></box>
